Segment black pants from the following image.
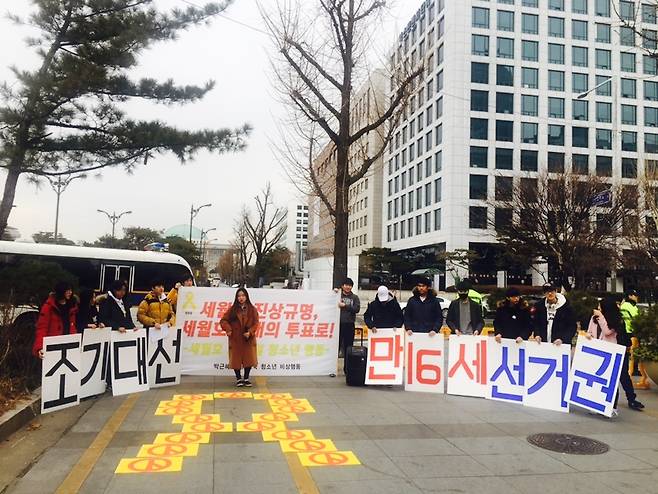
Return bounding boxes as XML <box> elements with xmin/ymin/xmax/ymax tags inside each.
<box><xmin>616</xmin><ymin>351</ymin><xmax>636</xmax><ymax>406</ymax></box>
<box><xmin>338</xmin><ymin>322</ymin><xmax>355</xmax><ymax>362</ymax></box>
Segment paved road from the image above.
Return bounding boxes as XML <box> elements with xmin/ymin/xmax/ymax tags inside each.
<box><xmin>2</xmin><ymin>375</ymin><xmax>658</xmax><ymax>494</ymax></box>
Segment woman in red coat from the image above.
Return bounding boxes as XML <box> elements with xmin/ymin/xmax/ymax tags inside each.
<box><xmin>220</xmin><ymin>288</ymin><xmax>260</xmax><ymax>387</ymax></box>
<box><xmin>33</xmin><ymin>281</ymin><xmax>78</xmax><ymax>358</ymax></box>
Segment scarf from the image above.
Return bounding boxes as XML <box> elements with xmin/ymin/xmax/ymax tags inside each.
<box><xmin>108</xmin><ymin>291</ymin><xmax>127</xmax><ymax>317</ymax></box>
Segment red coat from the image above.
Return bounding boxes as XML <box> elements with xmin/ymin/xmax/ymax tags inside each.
<box><xmin>220</xmin><ymin>305</ymin><xmax>259</xmax><ymax>370</ymax></box>
<box><xmin>32</xmin><ymin>296</ymin><xmax>78</xmax><ymax>356</ymax></box>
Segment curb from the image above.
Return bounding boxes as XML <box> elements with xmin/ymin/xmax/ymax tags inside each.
<box><xmin>0</xmin><ymin>388</ymin><xmax>40</xmax><ymax>442</ymax></box>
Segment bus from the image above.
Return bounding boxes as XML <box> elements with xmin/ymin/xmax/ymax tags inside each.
<box><xmin>0</xmin><ymin>240</ymin><xmax>194</xmax><ymax>322</ymax></box>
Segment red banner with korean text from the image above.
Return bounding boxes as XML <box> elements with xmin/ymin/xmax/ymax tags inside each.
<box><xmin>176</xmin><ymin>288</ymin><xmax>340</xmax><ymax>376</ymax></box>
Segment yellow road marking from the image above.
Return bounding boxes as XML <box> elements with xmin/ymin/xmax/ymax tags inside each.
<box><xmin>55</xmin><ymin>394</ymin><xmax>139</xmax><ymax>494</ymax></box>
<box><xmin>253</xmin><ymin>377</ymin><xmax>320</xmax><ymax>494</ymax></box>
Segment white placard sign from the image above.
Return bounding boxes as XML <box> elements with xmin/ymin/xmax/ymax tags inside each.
<box><xmin>41</xmin><ymin>334</ymin><xmax>82</xmax><ymax>414</ymax></box>
<box><xmin>486</xmin><ymin>338</ymin><xmax>526</xmax><ymax>404</ymax></box>
<box><xmin>80</xmin><ymin>328</ymin><xmax>111</xmax><ymax>399</ymax></box>
<box><xmin>524</xmin><ymin>342</ymin><xmax>571</xmax><ymax>413</ymax></box>
<box><xmin>447</xmin><ymin>335</ymin><xmax>488</xmax><ymax>397</ymax></box>
<box><xmin>365</xmin><ymin>328</ymin><xmax>404</xmax><ymax>385</ymax></box>
<box><xmin>404</xmin><ymin>332</ymin><xmax>445</xmax><ymax>393</ymax></box>
<box><xmin>148</xmin><ymin>328</ymin><xmax>182</xmax><ymax>388</ymax></box>
<box><xmin>111</xmin><ymin>329</ymin><xmax>149</xmax><ymax>396</ymax></box>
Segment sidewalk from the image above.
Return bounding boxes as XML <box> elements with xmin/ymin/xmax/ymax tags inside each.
<box><xmin>4</xmin><ymin>375</ymin><xmax>658</xmax><ymax>494</ymax></box>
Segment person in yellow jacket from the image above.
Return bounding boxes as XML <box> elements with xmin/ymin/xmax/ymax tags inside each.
<box><xmin>619</xmin><ymin>289</ymin><xmax>640</xmax><ymax>334</ymax></box>
<box><xmin>167</xmin><ymin>274</ymin><xmax>194</xmax><ymax>313</ymax></box>
<box><xmin>138</xmin><ymin>279</ymin><xmax>175</xmax><ymax>329</ymax></box>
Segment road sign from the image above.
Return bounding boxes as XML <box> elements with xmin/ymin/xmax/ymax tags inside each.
<box><xmin>137</xmin><ymin>443</ymin><xmax>199</xmax><ymax>458</ymax></box>
<box><xmin>262</xmin><ymin>429</ymin><xmax>315</xmax><ymax>442</ymax></box>
<box><xmin>172</xmin><ymin>414</ymin><xmax>221</xmax><ymax>424</ymax></box>
<box><xmin>297</xmin><ymin>451</ymin><xmax>360</xmax><ymax>467</ymax></box>
<box><xmin>115</xmin><ymin>457</ymin><xmax>183</xmax><ymax>473</ymax></box>
<box><xmin>279</xmin><ymin>438</ymin><xmax>336</xmax><ymax>453</ymax></box>
<box><xmin>253</xmin><ymin>412</ymin><xmax>299</xmax><ymax>422</ymax></box>
<box><xmin>181</xmin><ymin>422</ymin><xmax>233</xmax><ymax>433</ymax></box>
<box><xmin>236</xmin><ymin>421</ymin><xmax>286</xmax><ymax>432</ymax></box>
<box><xmin>153</xmin><ymin>432</ymin><xmax>210</xmax><ymax>444</ymax></box>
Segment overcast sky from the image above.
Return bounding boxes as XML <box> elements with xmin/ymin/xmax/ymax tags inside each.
<box><xmin>0</xmin><ymin>0</ymin><xmax>418</xmax><ymax>244</ymax></box>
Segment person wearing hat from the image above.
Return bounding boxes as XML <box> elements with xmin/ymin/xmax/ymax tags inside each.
<box><xmin>619</xmin><ymin>290</ymin><xmax>640</xmax><ymax>335</ymax></box>
<box><xmin>532</xmin><ymin>284</ymin><xmax>576</xmax><ymax>346</ymax></box>
<box><xmin>446</xmin><ymin>281</ymin><xmax>484</xmax><ymax>335</ymax></box>
<box><xmin>493</xmin><ymin>287</ymin><xmax>532</xmax><ymax>343</ymax></box>
<box><xmin>404</xmin><ymin>277</ymin><xmax>443</xmax><ymax>336</ymax></box>
<box><xmin>335</xmin><ymin>278</ymin><xmax>361</xmax><ymax>364</ymax></box>
<box><xmin>364</xmin><ymin>285</ymin><xmax>404</xmax><ymax>333</ymax></box>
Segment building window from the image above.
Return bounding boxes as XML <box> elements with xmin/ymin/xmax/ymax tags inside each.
<box><xmin>497</xmin><ymin>37</ymin><xmax>514</xmax><ymax>59</ymax></box>
<box><xmin>549</xmin><ymin>0</ymin><xmax>564</xmax><ymax>11</ymax></box>
<box><xmin>573</xmin><ymin>73</ymin><xmax>588</xmax><ymax>94</ymax></box>
<box><xmin>596</xmin><ymin>102</ymin><xmax>612</xmax><ymax>123</ymax></box>
<box><xmin>434</xmin><ymin>178</ymin><xmax>442</xmax><ymax>202</ymax></box>
<box><xmin>472</xmin><ymin>7</ymin><xmax>490</xmax><ymax>28</ymax></box>
<box><xmin>471</xmin><ymin>118</ymin><xmax>488</xmax><ymax>140</ymax></box>
<box><xmin>521</xmin><ymin>122</ymin><xmax>538</xmax><ymax>144</ymax></box>
<box><xmin>472</xmin><ymin>35</ymin><xmax>489</xmax><ymax>56</ymax></box>
<box><xmin>622</xmin><ymin>158</ymin><xmax>637</xmax><ymax>178</ymax></box>
<box><xmin>621</xmin><ymin>78</ymin><xmax>636</xmax><ymax>98</ymax></box>
<box><xmin>521</xmin><ymin>150</ymin><xmax>538</xmax><ymax>171</ymax></box>
<box><xmin>644</xmin><ymin>4</ymin><xmax>657</xmax><ymax>23</ymax></box>
<box><xmin>620</xmin><ymin>27</ymin><xmax>635</xmax><ymax>46</ymax></box>
<box><xmin>434</xmin><ymin>209</ymin><xmax>441</xmax><ymax>231</ymax></box>
<box><xmin>496</xmin><ymin>120</ymin><xmax>513</xmax><ymax>142</ymax></box>
<box><xmin>548</xmin><ymin>70</ymin><xmax>565</xmax><ymax>91</ymax></box>
<box><xmin>495</xmin><ymin>176</ymin><xmax>513</xmax><ymax>200</ymax></box>
<box><xmin>647</xmin><ymin>134</ymin><xmax>658</xmax><ymax>153</ymax></box>
<box><xmin>596</xmin><ymin>129</ymin><xmax>612</xmax><ymax>149</ymax></box>
<box><xmin>572</xmin><ymin>127</ymin><xmax>589</xmax><ymax>147</ymax></box>
<box><xmin>496</xmin><ymin>93</ymin><xmax>513</xmax><ymax>114</ymax></box>
<box><xmin>471</xmin><ymin>90</ymin><xmax>488</xmax><ymax>112</ymax></box>
<box><xmin>595</xmin><ymin>49</ymin><xmax>611</xmax><ymax>69</ymax></box>
<box><xmin>470</xmin><ymin>175</ymin><xmax>488</xmax><ymax>200</ymax></box>
<box><xmin>622</xmin><ymin>131</ymin><xmax>637</xmax><ymax>152</ymax></box>
<box><xmin>595</xmin><ymin>75</ymin><xmax>611</xmax><ymax>96</ymax></box>
<box><xmin>415</xmin><ymin>216</ymin><xmax>422</xmax><ymax>235</ymax></box>
<box><xmin>522</xmin><ymin>13</ymin><xmax>538</xmax><ymax>34</ymax></box>
<box><xmin>424</xmin><ymin>212</ymin><xmax>431</xmax><ymax>233</ymax></box>
<box><xmin>573</xmin><ymin>154</ymin><xmax>589</xmax><ymax>174</ymax></box>
<box><xmin>645</xmin><ymin>55</ymin><xmax>658</xmax><ymax>75</ymax></box>
<box><xmin>548</xmin><ymin>43</ymin><xmax>565</xmax><ymax>64</ymax></box>
<box><xmin>522</xmin><ymin>95</ymin><xmax>538</xmax><ymax>116</ymax></box>
<box><xmin>495</xmin><ymin>209</ymin><xmax>513</xmax><ymax>231</ymax></box>
<box><xmin>573</xmin><ymin>99</ymin><xmax>588</xmax><ymax>120</ymax></box>
<box><xmin>596</xmin><ymin>156</ymin><xmax>612</xmax><ymax>177</ymax></box>
<box><xmin>497</xmin><ymin>10</ymin><xmax>514</xmax><ymax>31</ymax></box>
<box><xmin>596</xmin><ymin>23</ymin><xmax>611</xmax><ymax>42</ymax></box>
<box><xmin>548</xmin><ymin>17</ymin><xmax>564</xmax><ymax>37</ymax></box>
<box><xmin>548</xmin><ymin>97</ymin><xmax>565</xmax><ymax>118</ymax></box>
<box><xmin>572</xmin><ymin>46</ymin><xmax>588</xmax><ymax>67</ymax></box>
<box><xmin>469</xmin><ymin>207</ymin><xmax>488</xmax><ymax>229</ymax></box>
<box><xmin>496</xmin><ymin>148</ymin><xmax>513</xmax><ymax>170</ymax></box>
<box><xmin>621</xmin><ymin>104</ymin><xmax>636</xmax><ymax>125</ymax></box>
<box><xmin>572</xmin><ymin>20</ymin><xmax>588</xmax><ymax>40</ymax></box>
<box><xmin>644</xmin><ymin>30</ymin><xmax>658</xmax><ymax>50</ymax></box>
<box><xmin>548</xmin><ymin>152</ymin><xmax>565</xmax><ymax>172</ymax></box>
<box><xmin>620</xmin><ymin>1</ymin><xmax>635</xmax><ymax>21</ymax></box>
<box><xmin>496</xmin><ymin>65</ymin><xmax>514</xmax><ymax>86</ymax></box>
<box><xmin>595</xmin><ymin>0</ymin><xmax>610</xmax><ymax>17</ymax></box>
<box><xmin>646</xmin><ymin>107</ymin><xmax>658</xmax><ymax>127</ymax></box>
<box><xmin>425</xmin><ymin>183</ymin><xmax>432</xmax><ymax>207</ymax></box>
<box><xmin>573</xmin><ymin>0</ymin><xmax>588</xmax><ymax>13</ymax></box>
<box><xmin>523</xmin><ymin>0</ymin><xmax>538</xmax><ymax>7</ymax></box>
<box><xmin>522</xmin><ymin>40</ymin><xmax>539</xmax><ymax>61</ymax></box>
<box><xmin>621</xmin><ymin>52</ymin><xmax>636</xmax><ymax>73</ymax></box>
<box><xmin>471</xmin><ymin>62</ymin><xmax>489</xmax><ymax>83</ymax></box>
<box><xmin>548</xmin><ymin>125</ymin><xmax>565</xmax><ymax>145</ymax></box>
<box><xmin>522</xmin><ymin>67</ymin><xmax>538</xmax><ymax>88</ymax></box>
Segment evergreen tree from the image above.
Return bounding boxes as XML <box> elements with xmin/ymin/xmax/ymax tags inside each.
<box><xmin>0</xmin><ymin>0</ymin><xmax>250</xmax><ymax>235</ymax></box>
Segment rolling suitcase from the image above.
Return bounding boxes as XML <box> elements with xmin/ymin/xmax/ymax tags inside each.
<box><xmin>345</xmin><ymin>328</ymin><xmax>367</xmax><ymax>386</ymax></box>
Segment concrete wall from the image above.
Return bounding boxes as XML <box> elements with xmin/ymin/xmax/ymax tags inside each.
<box><xmin>303</xmin><ymin>255</ymin><xmax>360</xmax><ymax>291</ymax></box>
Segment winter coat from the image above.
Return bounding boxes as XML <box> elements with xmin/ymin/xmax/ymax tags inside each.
<box><xmin>403</xmin><ymin>288</ymin><xmax>444</xmax><ymax>333</ymax></box>
<box><xmin>32</xmin><ymin>295</ymin><xmax>78</xmax><ymax>356</ymax></box>
<box><xmin>137</xmin><ymin>292</ymin><xmax>175</xmax><ymax>328</ymax></box>
<box><xmin>339</xmin><ymin>291</ymin><xmax>360</xmax><ymax>324</ymax></box>
<box><xmin>364</xmin><ymin>295</ymin><xmax>404</xmax><ymax>329</ymax></box>
<box><xmin>99</xmin><ymin>293</ymin><xmax>135</xmax><ymax>330</ymax></box>
<box><xmin>167</xmin><ymin>287</ymin><xmax>181</xmax><ymax>313</ymax></box>
<box><xmin>76</xmin><ymin>304</ymin><xmax>99</xmax><ymax>333</ymax></box>
<box><xmin>619</xmin><ymin>301</ymin><xmax>639</xmax><ymax>334</ymax></box>
<box><xmin>587</xmin><ymin>315</ymin><xmax>618</xmax><ymax>344</ymax></box>
<box><xmin>493</xmin><ymin>300</ymin><xmax>533</xmax><ymax>340</ymax></box>
<box><xmin>533</xmin><ymin>294</ymin><xmax>577</xmax><ymax>344</ymax></box>
<box><xmin>220</xmin><ymin>305</ymin><xmax>259</xmax><ymax>370</ymax></box>
<box><xmin>446</xmin><ymin>298</ymin><xmax>484</xmax><ymax>334</ymax></box>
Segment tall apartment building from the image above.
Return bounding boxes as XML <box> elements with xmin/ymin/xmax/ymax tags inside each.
<box><xmin>383</xmin><ymin>0</ymin><xmax>657</xmax><ymax>287</ymax></box>
<box><xmin>282</xmin><ymin>203</ymin><xmax>309</xmax><ymax>275</ymax></box>
<box><xmin>306</xmin><ymin>70</ymin><xmax>387</xmax><ymax>259</ymax></box>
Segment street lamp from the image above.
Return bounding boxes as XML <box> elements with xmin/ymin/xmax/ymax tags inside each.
<box><xmin>97</xmin><ymin>209</ymin><xmax>132</xmax><ymax>240</ymax></box>
<box><xmin>576</xmin><ymin>76</ymin><xmax>613</xmax><ymax>100</ymax></box>
<box><xmin>200</xmin><ymin>227</ymin><xmax>217</xmax><ymax>260</ymax></box>
<box><xmin>189</xmin><ymin>203</ymin><xmax>212</xmax><ymax>243</ymax></box>
<box><xmin>47</xmin><ymin>174</ymin><xmax>85</xmax><ymax>244</ymax></box>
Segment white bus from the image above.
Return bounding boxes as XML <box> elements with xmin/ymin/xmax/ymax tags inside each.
<box><xmin>0</xmin><ymin>241</ymin><xmax>194</xmax><ymax>321</ymax></box>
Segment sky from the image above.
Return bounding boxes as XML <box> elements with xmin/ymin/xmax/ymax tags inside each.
<box><xmin>0</xmin><ymin>0</ymin><xmax>419</xmax><ymax>245</ymax></box>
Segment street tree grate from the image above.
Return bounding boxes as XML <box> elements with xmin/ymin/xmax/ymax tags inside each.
<box><xmin>527</xmin><ymin>433</ymin><xmax>609</xmax><ymax>455</ymax></box>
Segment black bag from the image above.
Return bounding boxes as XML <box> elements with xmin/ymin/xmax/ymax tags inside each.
<box><xmin>345</xmin><ymin>328</ymin><xmax>367</xmax><ymax>386</ymax></box>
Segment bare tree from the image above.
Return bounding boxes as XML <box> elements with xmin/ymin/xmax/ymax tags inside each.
<box><xmin>489</xmin><ymin>172</ymin><xmax>635</xmax><ymax>291</ymax></box>
<box><xmin>243</xmin><ymin>183</ymin><xmax>287</xmax><ymax>286</ymax></box>
<box><xmin>261</xmin><ymin>0</ymin><xmax>422</xmax><ymax>286</ymax></box>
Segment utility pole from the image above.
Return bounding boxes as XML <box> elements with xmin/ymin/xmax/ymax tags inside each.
<box><xmin>47</xmin><ymin>174</ymin><xmax>85</xmax><ymax>244</ymax></box>
<box><xmin>189</xmin><ymin>203</ymin><xmax>212</xmax><ymax>243</ymax></box>
<box><xmin>97</xmin><ymin>209</ymin><xmax>132</xmax><ymax>244</ymax></box>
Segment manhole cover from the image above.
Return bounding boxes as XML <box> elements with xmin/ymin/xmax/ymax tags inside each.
<box><xmin>527</xmin><ymin>433</ymin><xmax>609</xmax><ymax>455</ymax></box>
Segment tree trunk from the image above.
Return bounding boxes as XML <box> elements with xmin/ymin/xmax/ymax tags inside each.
<box><xmin>332</xmin><ymin>146</ymin><xmax>349</xmax><ymax>288</ymax></box>
<box><xmin>0</xmin><ymin>168</ymin><xmax>21</xmax><ymax>238</ymax></box>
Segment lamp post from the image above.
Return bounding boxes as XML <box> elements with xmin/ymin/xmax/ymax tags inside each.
<box><xmin>97</xmin><ymin>209</ymin><xmax>132</xmax><ymax>240</ymax></box>
<box><xmin>47</xmin><ymin>174</ymin><xmax>85</xmax><ymax>244</ymax></box>
<box><xmin>200</xmin><ymin>227</ymin><xmax>217</xmax><ymax>265</ymax></box>
<box><xmin>189</xmin><ymin>203</ymin><xmax>212</xmax><ymax>243</ymax></box>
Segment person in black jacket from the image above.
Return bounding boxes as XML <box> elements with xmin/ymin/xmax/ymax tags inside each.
<box><xmin>446</xmin><ymin>281</ymin><xmax>484</xmax><ymax>335</ymax></box>
<box><xmin>532</xmin><ymin>284</ymin><xmax>577</xmax><ymax>346</ymax></box>
<box><xmin>364</xmin><ymin>285</ymin><xmax>404</xmax><ymax>332</ymax></box>
<box><xmin>404</xmin><ymin>277</ymin><xmax>443</xmax><ymax>336</ymax></box>
<box><xmin>98</xmin><ymin>280</ymin><xmax>135</xmax><ymax>333</ymax></box>
<box><xmin>77</xmin><ymin>288</ymin><xmax>103</xmax><ymax>333</ymax></box>
<box><xmin>493</xmin><ymin>287</ymin><xmax>532</xmax><ymax>342</ymax></box>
